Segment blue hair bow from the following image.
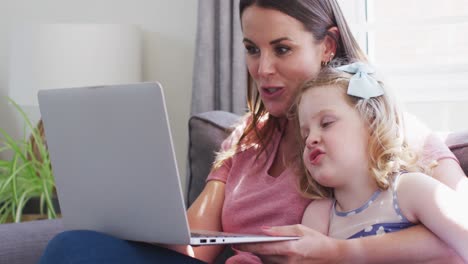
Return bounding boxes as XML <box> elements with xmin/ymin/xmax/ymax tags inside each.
<box><xmin>336</xmin><ymin>62</ymin><xmax>384</xmax><ymax>99</ymax></box>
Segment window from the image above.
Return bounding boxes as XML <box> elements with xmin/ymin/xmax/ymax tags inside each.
<box><xmin>339</xmin><ymin>0</ymin><xmax>468</xmax><ymax>132</ymax></box>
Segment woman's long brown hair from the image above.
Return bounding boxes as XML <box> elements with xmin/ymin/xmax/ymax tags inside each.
<box><xmin>213</xmin><ymin>0</ymin><xmax>369</xmax><ymax>170</ymax></box>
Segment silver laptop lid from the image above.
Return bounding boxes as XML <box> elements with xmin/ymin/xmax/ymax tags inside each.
<box><xmin>38</xmin><ymin>82</ymin><xmax>191</xmax><ymax>244</ymax></box>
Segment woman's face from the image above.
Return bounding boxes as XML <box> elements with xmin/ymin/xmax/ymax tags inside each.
<box><xmin>241</xmin><ymin>6</ymin><xmax>326</xmax><ymax>117</ymax></box>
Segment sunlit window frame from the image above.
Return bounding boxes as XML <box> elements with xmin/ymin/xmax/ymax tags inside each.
<box><xmin>340</xmin><ymin>0</ymin><xmax>468</xmax><ymax>103</ymax></box>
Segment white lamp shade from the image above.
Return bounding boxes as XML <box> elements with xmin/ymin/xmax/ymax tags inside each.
<box><xmin>9</xmin><ymin>24</ymin><xmax>142</xmax><ymax>106</ymax></box>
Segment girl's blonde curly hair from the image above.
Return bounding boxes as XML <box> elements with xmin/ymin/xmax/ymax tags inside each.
<box><xmin>292</xmin><ymin>66</ymin><xmax>427</xmax><ymax>200</ymax></box>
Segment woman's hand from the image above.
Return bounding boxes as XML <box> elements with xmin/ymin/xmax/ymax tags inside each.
<box><xmin>240</xmin><ymin>224</ymin><xmax>465</xmax><ymax>264</ymax></box>
<box><xmin>238</xmin><ymin>225</ymin><xmax>344</xmax><ymax>264</ymax></box>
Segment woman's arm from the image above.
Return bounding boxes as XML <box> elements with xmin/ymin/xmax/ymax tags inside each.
<box><xmin>162</xmin><ymin>180</ymin><xmax>225</xmax><ymax>262</ymax></box>
<box><xmin>404</xmin><ymin>112</ymin><xmax>468</xmax><ymax>194</ymax></box>
<box><xmin>186</xmin><ymin>180</ymin><xmax>226</xmax><ymax>263</ymax></box>
<box><xmin>239</xmin><ymin>224</ymin><xmax>462</xmax><ymax>263</ymax></box>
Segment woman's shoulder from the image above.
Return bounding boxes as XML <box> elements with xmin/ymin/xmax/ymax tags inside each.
<box><xmin>226</xmin><ymin>112</ymin><xmax>280</xmax><ymax>145</ymax></box>
<box><xmin>403</xmin><ymin>112</ymin><xmax>431</xmax><ymax>150</ymax></box>
<box><xmin>218</xmin><ymin>113</ymin><xmax>251</xmax><ymax>150</ymax></box>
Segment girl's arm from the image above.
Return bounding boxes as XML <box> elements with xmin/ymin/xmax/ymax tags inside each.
<box><xmin>397</xmin><ymin>172</ymin><xmax>468</xmax><ymax>262</ymax></box>
<box><xmin>431</xmin><ymin>158</ymin><xmax>468</xmax><ymax>198</ymax></box>
<box><xmin>186</xmin><ymin>180</ymin><xmax>226</xmax><ymax>263</ymax></box>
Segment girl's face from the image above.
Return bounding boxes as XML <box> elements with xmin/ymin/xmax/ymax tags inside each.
<box><xmin>241</xmin><ymin>6</ymin><xmax>326</xmax><ymax>117</ymax></box>
<box><xmin>298</xmin><ymin>86</ymin><xmax>370</xmax><ymax>189</ymax></box>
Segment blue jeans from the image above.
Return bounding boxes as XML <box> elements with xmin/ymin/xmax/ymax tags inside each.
<box><xmin>39</xmin><ymin>230</ymin><xmax>206</xmax><ymax>264</ymax></box>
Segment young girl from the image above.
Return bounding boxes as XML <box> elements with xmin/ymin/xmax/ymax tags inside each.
<box><xmin>297</xmin><ymin>62</ymin><xmax>468</xmax><ymax>262</ymax></box>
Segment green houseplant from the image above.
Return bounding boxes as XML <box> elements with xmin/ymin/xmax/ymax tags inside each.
<box><xmin>0</xmin><ymin>98</ymin><xmax>57</xmax><ymax>223</ymax></box>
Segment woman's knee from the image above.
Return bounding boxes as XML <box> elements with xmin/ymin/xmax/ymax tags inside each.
<box><xmin>40</xmin><ymin>230</ymin><xmax>207</xmax><ymax>264</ymax></box>
<box><xmin>49</xmin><ymin>230</ymin><xmax>109</xmax><ymax>247</ymax></box>
<box><xmin>40</xmin><ymin>230</ymin><xmax>115</xmax><ymax>263</ymax></box>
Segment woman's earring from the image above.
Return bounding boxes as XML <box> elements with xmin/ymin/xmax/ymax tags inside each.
<box><xmin>328</xmin><ymin>52</ymin><xmax>335</xmax><ymax>64</ymax></box>
<box><xmin>321</xmin><ymin>52</ymin><xmax>335</xmax><ymax>67</ymax></box>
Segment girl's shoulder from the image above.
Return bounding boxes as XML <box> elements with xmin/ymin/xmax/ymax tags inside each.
<box><xmin>303</xmin><ymin>199</ymin><xmax>334</xmax><ymax>220</ymax></box>
<box><xmin>393</xmin><ymin>171</ymin><xmax>436</xmax><ymax>223</ymax></box>
<box><xmin>394</xmin><ymin>171</ymin><xmax>430</xmax><ymax>189</ymax></box>
<box><xmin>393</xmin><ymin>171</ymin><xmax>430</xmax><ymax>197</ymax></box>
<box><xmin>302</xmin><ymin>198</ymin><xmax>334</xmax><ymax>234</ymax></box>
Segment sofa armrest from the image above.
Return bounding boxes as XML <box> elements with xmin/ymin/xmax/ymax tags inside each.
<box><xmin>186</xmin><ymin>111</ymin><xmax>241</xmax><ymax>207</ymax></box>
<box><xmin>0</xmin><ymin>219</ymin><xmax>64</xmax><ymax>264</ymax></box>
<box><xmin>445</xmin><ymin>131</ymin><xmax>468</xmax><ymax>176</ymax></box>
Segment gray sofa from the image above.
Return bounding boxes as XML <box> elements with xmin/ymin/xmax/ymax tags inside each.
<box><xmin>1</xmin><ymin>110</ymin><xmax>467</xmax><ymax>264</ymax></box>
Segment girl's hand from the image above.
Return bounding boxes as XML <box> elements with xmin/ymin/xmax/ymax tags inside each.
<box><xmin>238</xmin><ymin>225</ymin><xmax>344</xmax><ymax>264</ymax></box>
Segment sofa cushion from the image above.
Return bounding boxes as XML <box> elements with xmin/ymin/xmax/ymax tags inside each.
<box><xmin>445</xmin><ymin>131</ymin><xmax>468</xmax><ymax>176</ymax></box>
<box><xmin>187</xmin><ymin>111</ymin><xmax>241</xmax><ymax>207</ymax></box>
<box><xmin>0</xmin><ymin>219</ymin><xmax>64</xmax><ymax>264</ymax></box>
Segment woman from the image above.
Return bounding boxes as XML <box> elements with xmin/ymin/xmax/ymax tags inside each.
<box><xmin>40</xmin><ymin>0</ymin><xmax>467</xmax><ymax>263</ymax></box>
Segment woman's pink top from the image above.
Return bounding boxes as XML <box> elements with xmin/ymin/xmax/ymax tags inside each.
<box><xmin>206</xmin><ymin>115</ymin><xmax>457</xmax><ymax>263</ymax></box>
<box><xmin>207</xmin><ymin>118</ymin><xmax>310</xmax><ymax>263</ymax></box>
<box><xmin>404</xmin><ymin>112</ymin><xmax>459</xmax><ymax>166</ymax></box>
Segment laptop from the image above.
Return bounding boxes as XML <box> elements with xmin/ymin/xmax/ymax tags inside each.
<box><xmin>38</xmin><ymin>82</ymin><xmax>299</xmax><ymax>245</ymax></box>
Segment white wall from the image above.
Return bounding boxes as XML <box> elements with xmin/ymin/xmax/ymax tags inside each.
<box><xmin>0</xmin><ymin>0</ymin><xmax>198</xmax><ymax>189</ymax></box>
